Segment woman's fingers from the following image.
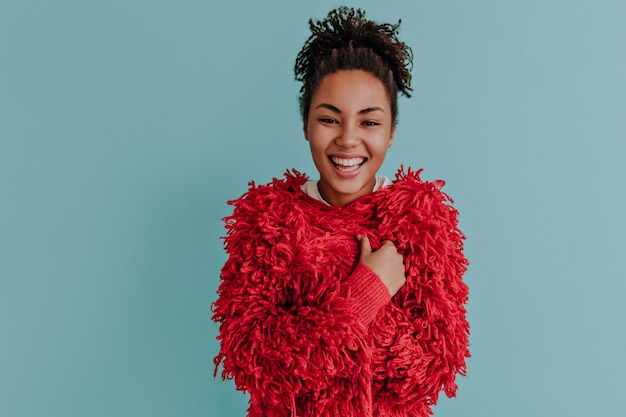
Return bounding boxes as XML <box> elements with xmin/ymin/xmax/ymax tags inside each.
<box><xmin>358</xmin><ymin>236</ymin><xmax>406</xmax><ymax>296</ymax></box>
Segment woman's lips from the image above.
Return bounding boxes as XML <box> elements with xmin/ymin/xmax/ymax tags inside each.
<box><xmin>329</xmin><ymin>156</ymin><xmax>367</xmax><ymax>170</ymax></box>
<box><xmin>328</xmin><ymin>155</ymin><xmax>367</xmax><ymax>175</ymax></box>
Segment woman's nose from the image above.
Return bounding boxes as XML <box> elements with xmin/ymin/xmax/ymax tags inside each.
<box><xmin>336</xmin><ymin>123</ymin><xmax>360</xmax><ymax>148</ymax></box>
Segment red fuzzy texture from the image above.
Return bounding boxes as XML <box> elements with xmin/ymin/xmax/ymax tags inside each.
<box><xmin>212</xmin><ymin>168</ymin><xmax>470</xmax><ymax>417</ymax></box>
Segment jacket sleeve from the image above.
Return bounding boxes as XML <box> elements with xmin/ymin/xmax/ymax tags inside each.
<box><xmin>370</xmin><ymin>173</ymin><xmax>470</xmax><ymax>413</ymax></box>
<box><xmin>212</xmin><ymin>184</ymin><xmax>389</xmax><ymax>415</ymax></box>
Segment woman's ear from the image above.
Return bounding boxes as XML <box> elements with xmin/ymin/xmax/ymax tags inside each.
<box><xmin>303</xmin><ymin>121</ymin><xmax>309</xmax><ymax>141</ymax></box>
<box><xmin>387</xmin><ymin>123</ymin><xmax>396</xmax><ymax>148</ymax></box>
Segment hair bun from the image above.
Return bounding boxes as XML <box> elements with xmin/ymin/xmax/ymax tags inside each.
<box><xmin>295</xmin><ymin>7</ymin><xmax>413</xmax><ymax>121</ymax></box>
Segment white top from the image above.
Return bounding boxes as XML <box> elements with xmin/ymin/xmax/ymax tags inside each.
<box><xmin>301</xmin><ymin>176</ymin><xmax>392</xmax><ymax>205</ymax></box>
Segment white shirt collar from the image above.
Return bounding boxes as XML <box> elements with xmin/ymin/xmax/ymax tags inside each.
<box><xmin>301</xmin><ymin>176</ymin><xmax>392</xmax><ymax>205</ymax></box>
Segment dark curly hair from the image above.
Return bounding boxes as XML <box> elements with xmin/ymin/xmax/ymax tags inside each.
<box><xmin>294</xmin><ymin>7</ymin><xmax>413</xmax><ymax>123</ymax></box>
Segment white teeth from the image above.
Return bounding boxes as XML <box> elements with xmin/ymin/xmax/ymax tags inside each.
<box><xmin>330</xmin><ymin>156</ymin><xmax>365</xmax><ymax>167</ymax></box>
<box><xmin>336</xmin><ymin>164</ymin><xmax>360</xmax><ymax>172</ymax></box>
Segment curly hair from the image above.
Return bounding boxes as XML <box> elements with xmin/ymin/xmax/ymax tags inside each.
<box><xmin>294</xmin><ymin>7</ymin><xmax>413</xmax><ymax>123</ymax></box>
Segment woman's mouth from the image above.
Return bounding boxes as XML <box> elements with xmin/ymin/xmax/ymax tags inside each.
<box><xmin>329</xmin><ymin>156</ymin><xmax>367</xmax><ymax>172</ymax></box>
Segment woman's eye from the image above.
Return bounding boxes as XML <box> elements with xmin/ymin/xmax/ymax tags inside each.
<box><xmin>319</xmin><ymin>118</ymin><xmax>337</xmax><ymax>124</ymax></box>
<box><xmin>363</xmin><ymin>121</ymin><xmax>379</xmax><ymax>127</ymax></box>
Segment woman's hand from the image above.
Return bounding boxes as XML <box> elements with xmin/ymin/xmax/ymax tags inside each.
<box><xmin>358</xmin><ymin>235</ymin><xmax>406</xmax><ymax>296</ymax></box>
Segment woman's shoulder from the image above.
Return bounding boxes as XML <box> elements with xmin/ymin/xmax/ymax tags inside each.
<box><xmin>374</xmin><ymin>166</ymin><xmax>457</xmax><ymax>217</ymax></box>
<box><xmin>228</xmin><ymin>169</ymin><xmax>309</xmax><ymax>205</ymax></box>
<box><xmin>223</xmin><ymin>170</ymin><xmax>322</xmax><ymax>237</ymax></box>
<box><xmin>224</xmin><ymin>170</ymin><xmax>317</xmax><ymax>228</ymax></box>
<box><xmin>383</xmin><ymin>166</ymin><xmax>449</xmax><ymax>195</ymax></box>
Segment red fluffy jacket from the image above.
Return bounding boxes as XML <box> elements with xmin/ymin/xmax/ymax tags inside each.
<box><xmin>213</xmin><ymin>168</ymin><xmax>469</xmax><ymax>417</ymax></box>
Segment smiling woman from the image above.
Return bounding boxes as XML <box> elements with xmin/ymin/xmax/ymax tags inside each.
<box><xmin>305</xmin><ymin>70</ymin><xmax>395</xmax><ymax>206</ymax></box>
<box><xmin>212</xmin><ymin>7</ymin><xmax>470</xmax><ymax>417</ymax></box>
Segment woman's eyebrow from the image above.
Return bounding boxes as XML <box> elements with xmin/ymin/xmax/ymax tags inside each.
<box><xmin>359</xmin><ymin>106</ymin><xmax>385</xmax><ymax>114</ymax></box>
<box><xmin>315</xmin><ymin>103</ymin><xmax>341</xmax><ymax>113</ymax></box>
<box><xmin>314</xmin><ymin>104</ymin><xmax>385</xmax><ymax>114</ymax></box>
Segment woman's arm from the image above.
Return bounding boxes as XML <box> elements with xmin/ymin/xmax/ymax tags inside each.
<box><xmin>371</xmin><ymin>174</ymin><xmax>470</xmax><ymax>414</ymax></box>
<box><xmin>212</xmin><ymin>187</ymin><xmax>389</xmax><ymax>415</ymax></box>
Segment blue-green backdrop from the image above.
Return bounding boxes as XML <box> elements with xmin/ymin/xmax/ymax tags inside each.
<box><xmin>1</xmin><ymin>1</ymin><xmax>625</xmax><ymax>416</ymax></box>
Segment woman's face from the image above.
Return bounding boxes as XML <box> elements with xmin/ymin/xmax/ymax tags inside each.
<box><xmin>304</xmin><ymin>70</ymin><xmax>395</xmax><ymax>206</ymax></box>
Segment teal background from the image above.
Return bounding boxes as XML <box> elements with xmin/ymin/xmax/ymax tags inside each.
<box><xmin>1</xmin><ymin>1</ymin><xmax>625</xmax><ymax>416</ymax></box>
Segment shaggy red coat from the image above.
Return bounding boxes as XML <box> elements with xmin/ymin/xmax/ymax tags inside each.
<box><xmin>213</xmin><ymin>168</ymin><xmax>469</xmax><ymax>417</ymax></box>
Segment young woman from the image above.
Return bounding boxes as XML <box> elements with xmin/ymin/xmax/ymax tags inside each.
<box><xmin>213</xmin><ymin>7</ymin><xmax>469</xmax><ymax>417</ymax></box>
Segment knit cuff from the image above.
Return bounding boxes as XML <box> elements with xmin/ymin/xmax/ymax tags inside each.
<box><xmin>341</xmin><ymin>263</ymin><xmax>391</xmax><ymax>326</ymax></box>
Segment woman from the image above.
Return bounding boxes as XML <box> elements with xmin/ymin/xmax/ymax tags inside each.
<box><xmin>213</xmin><ymin>7</ymin><xmax>469</xmax><ymax>417</ymax></box>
